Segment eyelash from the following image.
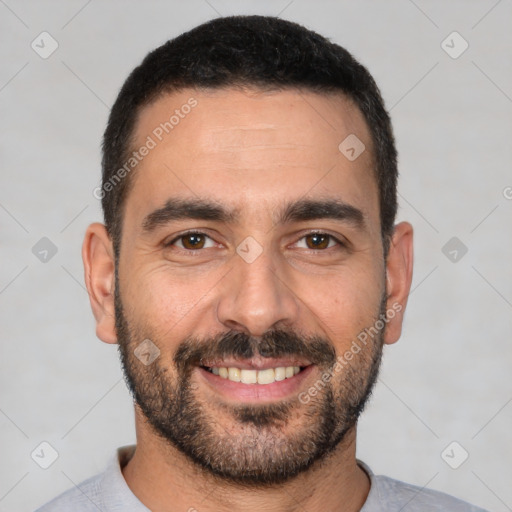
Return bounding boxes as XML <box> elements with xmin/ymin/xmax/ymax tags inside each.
<box><xmin>165</xmin><ymin>230</ymin><xmax>345</xmax><ymax>252</ymax></box>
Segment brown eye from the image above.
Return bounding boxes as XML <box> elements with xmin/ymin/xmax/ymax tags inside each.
<box><xmin>304</xmin><ymin>233</ymin><xmax>331</xmax><ymax>250</ymax></box>
<box><xmin>168</xmin><ymin>232</ymin><xmax>216</xmax><ymax>250</ymax></box>
<box><xmin>181</xmin><ymin>233</ymin><xmax>206</xmax><ymax>250</ymax></box>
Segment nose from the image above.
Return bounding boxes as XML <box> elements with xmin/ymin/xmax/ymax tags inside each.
<box><xmin>215</xmin><ymin>248</ymin><xmax>300</xmax><ymax>337</ymax></box>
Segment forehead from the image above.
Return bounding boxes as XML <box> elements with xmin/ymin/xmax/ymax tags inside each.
<box><xmin>126</xmin><ymin>87</ymin><xmax>378</xmax><ymax>227</ymax></box>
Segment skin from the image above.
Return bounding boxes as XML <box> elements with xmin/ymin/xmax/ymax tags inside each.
<box><xmin>83</xmin><ymin>87</ymin><xmax>413</xmax><ymax>512</ymax></box>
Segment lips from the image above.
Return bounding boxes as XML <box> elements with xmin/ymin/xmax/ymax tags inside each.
<box><xmin>198</xmin><ymin>359</ymin><xmax>314</xmax><ymax>401</ymax></box>
<box><xmin>200</xmin><ymin>356</ymin><xmax>310</xmax><ymax>383</ymax></box>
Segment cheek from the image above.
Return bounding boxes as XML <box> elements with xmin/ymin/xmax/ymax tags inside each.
<box><xmin>297</xmin><ymin>263</ymin><xmax>384</xmax><ymax>347</ymax></box>
<box><xmin>121</xmin><ymin>262</ymin><xmax>221</xmax><ymax>338</ymax></box>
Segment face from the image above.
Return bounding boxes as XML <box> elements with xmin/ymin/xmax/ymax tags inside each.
<box><xmin>87</xmin><ymin>87</ymin><xmax>412</xmax><ymax>486</ymax></box>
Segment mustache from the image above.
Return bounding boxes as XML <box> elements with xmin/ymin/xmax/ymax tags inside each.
<box><xmin>174</xmin><ymin>329</ymin><xmax>336</xmax><ymax>373</ymax></box>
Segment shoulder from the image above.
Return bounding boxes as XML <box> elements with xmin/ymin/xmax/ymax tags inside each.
<box><xmin>359</xmin><ymin>462</ymin><xmax>489</xmax><ymax>512</ymax></box>
<box><xmin>34</xmin><ymin>445</ymin><xmax>142</xmax><ymax>512</ymax></box>
<box><xmin>34</xmin><ymin>472</ymin><xmax>104</xmax><ymax>511</ymax></box>
<box><xmin>369</xmin><ymin>474</ymin><xmax>489</xmax><ymax>511</ymax></box>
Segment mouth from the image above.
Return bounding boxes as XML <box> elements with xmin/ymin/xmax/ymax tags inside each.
<box><xmin>202</xmin><ymin>365</ymin><xmax>305</xmax><ymax>384</ymax></box>
<box><xmin>197</xmin><ymin>359</ymin><xmax>314</xmax><ymax>402</ymax></box>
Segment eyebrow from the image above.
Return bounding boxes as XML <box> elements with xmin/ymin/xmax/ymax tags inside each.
<box><xmin>141</xmin><ymin>197</ymin><xmax>365</xmax><ymax>233</ymax></box>
<box><xmin>280</xmin><ymin>198</ymin><xmax>364</xmax><ymax>227</ymax></box>
<box><xmin>142</xmin><ymin>198</ymin><xmax>238</xmax><ymax>232</ymax></box>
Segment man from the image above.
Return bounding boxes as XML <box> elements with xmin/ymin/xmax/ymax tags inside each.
<box><xmin>37</xmin><ymin>15</ymin><xmax>487</xmax><ymax>512</ymax></box>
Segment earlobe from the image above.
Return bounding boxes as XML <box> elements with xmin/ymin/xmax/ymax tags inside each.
<box><xmin>383</xmin><ymin>222</ymin><xmax>414</xmax><ymax>345</ymax></box>
<box><xmin>82</xmin><ymin>223</ymin><xmax>118</xmax><ymax>344</ymax></box>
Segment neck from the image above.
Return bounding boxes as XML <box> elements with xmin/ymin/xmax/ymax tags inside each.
<box><xmin>122</xmin><ymin>409</ymin><xmax>370</xmax><ymax>512</ymax></box>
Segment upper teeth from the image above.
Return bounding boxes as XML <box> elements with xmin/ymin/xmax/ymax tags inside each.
<box><xmin>210</xmin><ymin>366</ymin><xmax>301</xmax><ymax>384</ymax></box>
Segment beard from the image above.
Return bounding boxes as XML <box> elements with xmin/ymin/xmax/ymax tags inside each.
<box><xmin>115</xmin><ymin>277</ymin><xmax>386</xmax><ymax>487</ymax></box>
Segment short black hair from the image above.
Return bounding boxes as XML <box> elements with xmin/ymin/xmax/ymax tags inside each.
<box><xmin>101</xmin><ymin>15</ymin><xmax>398</xmax><ymax>256</ymax></box>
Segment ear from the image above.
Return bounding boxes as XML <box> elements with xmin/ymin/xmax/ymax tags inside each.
<box><xmin>383</xmin><ymin>222</ymin><xmax>414</xmax><ymax>345</ymax></box>
<box><xmin>82</xmin><ymin>223</ymin><xmax>117</xmax><ymax>344</ymax></box>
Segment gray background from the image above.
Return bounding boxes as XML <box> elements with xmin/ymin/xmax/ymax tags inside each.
<box><xmin>1</xmin><ymin>1</ymin><xmax>511</xmax><ymax>510</ymax></box>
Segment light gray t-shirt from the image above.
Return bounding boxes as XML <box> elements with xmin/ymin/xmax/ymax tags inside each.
<box><xmin>35</xmin><ymin>445</ymin><xmax>488</xmax><ymax>511</ymax></box>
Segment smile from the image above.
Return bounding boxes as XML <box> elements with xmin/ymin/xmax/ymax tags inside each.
<box><xmin>204</xmin><ymin>365</ymin><xmax>303</xmax><ymax>385</ymax></box>
<box><xmin>198</xmin><ymin>359</ymin><xmax>314</xmax><ymax>402</ymax></box>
